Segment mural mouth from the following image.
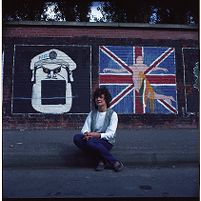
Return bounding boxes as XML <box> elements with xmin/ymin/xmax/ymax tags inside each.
<box><xmin>41</xmin><ymin>80</ymin><xmax>66</xmax><ymax>105</ymax></box>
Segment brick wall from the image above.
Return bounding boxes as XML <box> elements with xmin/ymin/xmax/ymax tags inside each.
<box><xmin>2</xmin><ymin>22</ymin><xmax>199</xmax><ymax>129</ymax></box>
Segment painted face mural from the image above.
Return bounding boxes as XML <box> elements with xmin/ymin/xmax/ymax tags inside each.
<box><xmin>30</xmin><ymin>49</ymin><xmax>76</xmax><ymax>114</ymax></box>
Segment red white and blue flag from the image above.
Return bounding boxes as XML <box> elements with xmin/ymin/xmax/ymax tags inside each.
<box><xmin>99</xmin><ymin>46</ymin><xmax>178</xmax><ymax>114</ymax></box>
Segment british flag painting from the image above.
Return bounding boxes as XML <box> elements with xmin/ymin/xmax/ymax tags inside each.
<box><xmin>99</xmin><ymin>46</ymin><xmax>178</xmax><ymax>114</ymax></box>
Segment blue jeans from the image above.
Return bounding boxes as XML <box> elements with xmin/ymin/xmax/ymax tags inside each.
<box><xmin>73</xmin><ymin>133</ymin><xmax>117</xmax><ymax>164</ymax></box>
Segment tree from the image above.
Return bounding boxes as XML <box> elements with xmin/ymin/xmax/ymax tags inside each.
<box><xmin>3</xmin><ymin>0</ymin><xmax>45</xmax><ymax>21</ymax></box>
<box><xmin>2</xmin><ymin>0</ymin><xmax>92</xmax><ymax>22</ymax></box>
<box><xmin>57</xmin><ymin>0</ymin><xmax>92</xmax><ymax>22</ymax></box>
<box><xmin>97</xmin><ymin>0</ymin><xmax>198</xmax><ymax>24</ymax></box>
<box><xmin>2</xmin><ymin>0</ymin><xmax>199</xmax><ymax>24</ymax></box>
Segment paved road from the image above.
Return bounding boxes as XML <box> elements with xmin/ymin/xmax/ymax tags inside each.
<box><xmin>3</xmin><ymin>164</ymin><xmax>199</xmax><ymax>198</ymax></box>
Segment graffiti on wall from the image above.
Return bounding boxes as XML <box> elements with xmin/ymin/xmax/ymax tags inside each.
<box><xmin>99</xmin><ymin>46</ymin><xmax>178</xmax><ymax>114</ymax></box>
<box><xmin>13</xmin><ymin>45</ymin><xmax>91</xmax><ymax>114</ymax></box>
<box><xmin>182</xmin><ymin>48</ymin><xmax>199</xmax><ymax>113</ymax></box>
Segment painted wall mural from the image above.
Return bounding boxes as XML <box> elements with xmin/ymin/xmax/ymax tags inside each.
<box><xmin>99</xmin><ymin>46</ymin><xmax>178</xmax><ymax>114</ymax></box>
<box><xmin>182</xmin><ymin>48</ymin><xmax>199</xmax><ymax>113</ymax></box>
<box><xmin>30</xmin><ymin>49</ymin><xmax>76</xmax><ymax>113</ymax></box>
<box><xmin>13</xmin><ymin>45</ymin><xmax>91</xmax><ymax>114</ymax></box>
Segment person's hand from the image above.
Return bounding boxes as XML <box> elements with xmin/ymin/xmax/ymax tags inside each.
<box><xmin>103</xmin><ymin>68</ymin><xmax>110</xmax><ymax>73</ymax></box>
<box><xmin>83</xmin><ymin>132</ymin><xmax>101</xmax><ymax>140</ymax></box>
<box><xmin>158</xmin><ymin>67</ymin><xmax>168</xmax><ymax>72</ymax></box>
<box><xmin>162</xmin><ymin>68</ymin><xmax>168</xmax><ymax>72</ymax></box>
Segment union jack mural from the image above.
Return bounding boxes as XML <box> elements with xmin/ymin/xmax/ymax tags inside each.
<box><xmin>99</xmin><ymin>46</ymin><xmax>178</xmax><ymax>114</ymax></box>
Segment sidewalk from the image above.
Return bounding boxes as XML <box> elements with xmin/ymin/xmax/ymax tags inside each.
<box><xmin>3</xmin><ymin>128</ymin><xmax>199</xmax><ymax>168</ymax></box>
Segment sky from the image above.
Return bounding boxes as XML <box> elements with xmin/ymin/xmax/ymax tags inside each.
<box><xmin>89</xmin><ymin>1</ymin><xmax>103</xmax><ymax>22</ymax></box>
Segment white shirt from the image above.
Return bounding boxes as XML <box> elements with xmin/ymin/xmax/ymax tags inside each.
<box><xmin>81</xmin><ymin>110</ymin><xmax>118</xmax><ymax>143</ymax></box>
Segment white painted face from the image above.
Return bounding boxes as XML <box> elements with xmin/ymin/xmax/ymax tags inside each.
<box><xmin>40</xmin><ymin>51</ymin><xmax>63</xmax><ymax>79</ymax></box>
<box><xmin>42</xmin><ymin>64</ymin><xmax>61</xmax><ymax>79</ymax></box>
<box><xmin>30</xmin><ymin>49</ymin><xmax>77</xmax><ymax>114</ymax></box>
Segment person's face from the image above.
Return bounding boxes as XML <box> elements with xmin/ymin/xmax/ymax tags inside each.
<box><xmin>136</xmin><ymin>56</ymin><xmax>143</xmax><ymax>64</ymax></box>
<box><xmin>95</xmin><ymin>94</ymin><xmax>107</xmax><ymax>108</ymax></box>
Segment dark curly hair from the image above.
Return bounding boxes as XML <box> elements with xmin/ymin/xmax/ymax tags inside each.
<box><xmin>93</xmin><ymin>87</ymin><xmax>112</xmax><ymax>109</ymax></box>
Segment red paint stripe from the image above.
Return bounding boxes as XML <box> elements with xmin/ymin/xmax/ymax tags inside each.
<box><xmin>159</xmin><ymin>99</ymin><xmax>177</xmax><ymax>114</ymax></box>
<box><xmin>134</xmin><ymin>46</ymin><xmax>143</xmax><ymax>63</ymax></box>
<box><xmin>100</xmin><ymin>74</ymin><xmax>176</xmax><ymax>85</ymax></box>
<box><xmin>146</xmin><ymin>75</ymin><xmax>176</xmax><ymax>84</ymax></box>
<box><xmin>135</xmin><ymin>90</ymin><xmax>144</xmax><ymax>114</ymax></box>
<box><xmin>100</xmin><ymin>74</ymin><xmax>133</xmax><ymax>84</ymax></box>
<box><xmin>100</xmin><ymin>46</ymin><xmax>133</xmax><ymax>74</ymax></box>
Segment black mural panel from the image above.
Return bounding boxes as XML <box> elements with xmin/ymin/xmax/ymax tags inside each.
<box><xmin>183</xmin><ymin>48</ymin><xmax>199</xmax><ymax>113</ymax></box>
<box><xmin>13</xmin><ymin>45</ymin><xmax>91</xmax><ymax>114</ymax></box>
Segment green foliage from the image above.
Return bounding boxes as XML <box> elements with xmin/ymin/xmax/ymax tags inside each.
<box><xmin>2</xmin><ymin>0</ymin><xmax>199</xmax><ymax>24</ymax></box>
<box><xmin>3</xmin><ymin>0</ymin><xmax>92</xmax><ymax>22</ymax></box>
<box><xmin>96</xmin><ymin>0</ymin><xmax>198</xmax><ymax>24</ymax></box>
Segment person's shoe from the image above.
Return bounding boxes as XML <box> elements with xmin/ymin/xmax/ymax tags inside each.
<box><xmin>113</xmin><ymin>161</ymin><xmax>124</xmax><ymax>172</ymax></box>
<box><xmin>104</xmin><ymin>161</ymin><xmax>112</xmax><ymax>169</ymax></box>
<box><xmin>95</xmin><ymin>161</ymin><xmax>105</xmax><ymax>171</ymax></box>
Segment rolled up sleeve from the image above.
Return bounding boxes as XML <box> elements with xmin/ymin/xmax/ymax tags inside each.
<box><xmin>81</xmin><ymin>112</ymin><xmax>92</xmax><ymax>134</ymax></box>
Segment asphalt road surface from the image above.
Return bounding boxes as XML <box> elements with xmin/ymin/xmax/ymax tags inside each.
<box><xmin>3</xmin><ymin>164</ymin><xmax>199</xmax><ymax>198</ymax></box>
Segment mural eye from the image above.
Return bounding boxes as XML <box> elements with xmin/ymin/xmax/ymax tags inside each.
<box><xmin>43</xmin><ymin>67</ymin><xmax>50</xmax><ymax>74</ymax></box>
<box><xmin>54</xmin><ymin>67</ymin><xmax>61</xmax><ymax>74</ymax></box>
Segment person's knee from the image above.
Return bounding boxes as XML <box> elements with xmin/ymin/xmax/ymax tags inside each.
<box><xmin>73</xmin><ymin>134</ymin><xmax>83</xmax><ymax>145</ymax></box>
<box><xmin>86</xmin><ymin>139</ymin><xmax>100</xmax><ymax>150</ymax></box>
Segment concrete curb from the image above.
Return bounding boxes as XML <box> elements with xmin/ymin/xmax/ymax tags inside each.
<box><xmin>4</xmin><ymin>149</ymin><xmax>199</xmax><ymax>168</ymax></box>
<box><xmin>3</xmin><ymin>128</ymin><xmax>199</xmax><ymax>168</ymax></box>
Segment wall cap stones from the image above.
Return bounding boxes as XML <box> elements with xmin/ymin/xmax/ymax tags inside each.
<box><xmin>3</xmin><ymin>21</ymin><xmax>198</xmax><ymax>30</ymax></box>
